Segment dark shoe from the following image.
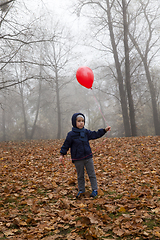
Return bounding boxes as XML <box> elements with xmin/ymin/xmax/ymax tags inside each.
<box><xmin>76</xmin><ymin>191</ymin><xmax>85</xmax><ymax>198</ymax></box>
<box><xmin>90</xmin><ymin>190</ymin><xmax>98</xmax><ymax>197</ymax></box>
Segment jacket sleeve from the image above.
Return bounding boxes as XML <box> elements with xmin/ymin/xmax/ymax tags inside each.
<box><xmin>87</xmin><ymin>128</ymin><xmax>106</xmax><ymax>140</ymax></box>
<box><xmin>60</xmin><ymin>132</ymin><xmax>72</xmax><ymax>156</ymax></box>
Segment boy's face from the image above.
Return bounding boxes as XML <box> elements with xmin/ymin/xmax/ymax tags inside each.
<box><xmin>76</xmin><ymin>117</ymin><xmax>85</xmax><ymax>129</ymax></box>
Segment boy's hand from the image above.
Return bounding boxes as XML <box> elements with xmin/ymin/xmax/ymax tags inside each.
<box><xmin>59</xmin><ymin>155</ymin><xmax>66</xmax><ymax>168</ymax></box>
<box><xmin>105</xmin><ymin>126</ymin><xmax>111</xmax><ymax>132</ymax></box>
<box><xmin>59</xmin><ymin>155</ymin><xmax>64</xmax><ymax>163</ymax></box>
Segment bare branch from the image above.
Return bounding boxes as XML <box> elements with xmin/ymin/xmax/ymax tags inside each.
<box><xmin>0</xmin><ymin>0</ymin><xmax>15</xmax><ymax>8</ymax></box>
<box><xmin>0</xmin><ymin>76</ymin><xmax>40</xmax><ymax>90</ymax></box>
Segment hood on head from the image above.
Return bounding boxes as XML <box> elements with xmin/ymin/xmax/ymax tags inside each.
<box><xmin>72</xmin><ymin>113</ymin><xmax>85</xmax><ymax>128</ymax></box>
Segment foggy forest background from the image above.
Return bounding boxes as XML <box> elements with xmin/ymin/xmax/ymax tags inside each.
<box><xmin>0</xmin><ymin>0</ymin><xmax>160</xmax><ymax>142</ymax></box>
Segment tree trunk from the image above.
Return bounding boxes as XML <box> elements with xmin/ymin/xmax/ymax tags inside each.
<box><xmin>30</xmin><ymin>78</ymin><xmax>42</xmax><ymax>139</ymax></box>
<box><xmin>107</xmin><ymin>0</ymin><xmax>131</xmax><ymax>137</ymax></box>
<box><xmin>2</xmin><ymin>81</ymin><xmax>6</xmax><ymax>141</ymax></box>
<box><xmin>21</xmin><ymin>92</ymin><xmax>28</xmax><ymax>139</ymax></box>
<box><xmin>122</xmin><ymin>0</ymin><xmax>137</xmax><ymax>136</ymax></box>
<box><xmin>55</xmin><ymin>70</ymin><xmax>61</xmax><ymax>139</ymax></box>
<box><xmin>143</xmin><ymin>60</ymin><xmax>160</xmax><ymax>135</ymax></box>
<box><xmin>2</xmin><ymin>105</ymin><xmax>6</xmax><ymax>141</ymax></box>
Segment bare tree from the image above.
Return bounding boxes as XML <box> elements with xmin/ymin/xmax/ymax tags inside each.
<box><xmin>75</xmin><ymin>0</ymin><xmax>160</xmax><ymax>136</ymax></box>
<box><xmin>42</xmin><ymin>25</ymin><xmax>76</xmax><ymax>139</ymax></box>
<box><xmin>0</xmin><ymin>2</ymin><xmax>77</xmax><ymax>140</ymax></box>
<box><xmin>29</xmin><ymin>74</ymin><xmax>42</xmax><ymax>140</ymax></box>
<box><xmin>76</xmin><ymin>0</ymin><xmax>132</xmax><ymax>136</ymax></box>
<box><xmin>122</xmin><ymin>0</ymin><xmax>137</xmax><ymax>136</ymax></box>
<box><xmin>0</xmin><ymin>1</ymin><xmax>54</xmax><ymax>91</ymax></box>
<box><xmin>129</xmin><ymin>0</ymin><xmax>160</xmax><ymax>135</ymax></box>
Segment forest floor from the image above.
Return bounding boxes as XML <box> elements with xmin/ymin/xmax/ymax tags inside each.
<box><xmin>0</xmin><ymin>136</ymin><xmax>160</xmax><ymax>240</ymax></box>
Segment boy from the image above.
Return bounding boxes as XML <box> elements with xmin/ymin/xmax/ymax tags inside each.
<box><xmin>59</xmin><ymin>112</ymin><xmax>111</xmax><ymax>198</ymax></box>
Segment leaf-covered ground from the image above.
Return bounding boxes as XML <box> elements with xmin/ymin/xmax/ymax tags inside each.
<box><xmin>0</xmin><ymin>136</ymin><xmax>160</xmax><ymax>240</ymax></box>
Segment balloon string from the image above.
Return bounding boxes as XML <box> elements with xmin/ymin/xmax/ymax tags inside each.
<box><xmin>91</xmin><ymin>88</ymin><xmax>109</xmax><ymax>127</ymax></box>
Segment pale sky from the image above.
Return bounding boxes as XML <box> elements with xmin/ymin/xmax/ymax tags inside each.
<box><xmin>25</xmin><ymin>0</ymin><xmax>88</xmax><ymax>36</ymax></box>
<box><xmin>27</xmin><ymin>0</ymin><xmax>77</xmax><ymax>23</ymax></box>
<box><xmin>21</xmin><ymin>0</ymin><xmax>103</xmax><ymax>66</ymax></box>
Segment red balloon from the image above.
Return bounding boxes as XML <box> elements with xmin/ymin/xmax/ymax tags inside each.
<box><xmin>76</xmin><ymin>66</ymin><xmax>94</xmax><ymax>89</ymax></box>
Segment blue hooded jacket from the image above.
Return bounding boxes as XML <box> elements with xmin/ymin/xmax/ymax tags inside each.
<box><xmin>60</xmin><ymin>113</ymin><xmax>106</xmax><ymax>162</ymax></box>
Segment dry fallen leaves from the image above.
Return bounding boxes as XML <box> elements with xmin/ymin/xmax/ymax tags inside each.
<box><xmin>0</xmin><ymin>136</ymin><xmax>160</xmax><ymax>239</ymax></box>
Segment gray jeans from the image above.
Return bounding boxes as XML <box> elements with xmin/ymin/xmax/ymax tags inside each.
<box><xmin>74</xmin><ymin>158</ymin><xmax>97</xmax><ymax>192</ymax></box>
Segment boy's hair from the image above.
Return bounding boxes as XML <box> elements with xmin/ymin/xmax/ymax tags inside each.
<box><xmin>72</xmin><ymin>113</ymin><xmax>85</xmax><ymax>128</ymax></box>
